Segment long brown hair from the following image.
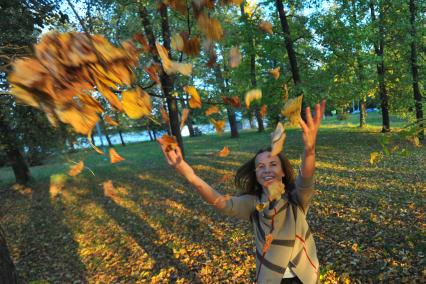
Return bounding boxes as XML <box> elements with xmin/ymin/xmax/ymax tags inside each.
<box><xmin>234</xmin><ymin>147</ymin><xmax>296</xmax><ymax>198</ymax></box>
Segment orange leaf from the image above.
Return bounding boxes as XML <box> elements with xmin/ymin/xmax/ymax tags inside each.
<box><xmin>259</xmin><ymin>21</ymin><xmax>273</xmax><ymax>35</ymax></box>
<box><xmin>160</xmin><ymin>106</ymin><xmax>170</xmax><ymax>124</ymax></box>
<box><xmin>122</xmin><ymin>87</ymin><xmax>152</xmax><ymax>119</ymax></box>
<box><xmin>222</xmin><ymin>96</ymin><xmax>241</xmax><ymax>108</ymax></box>
<box><xmin>180</xmin><ymin>108</ymin><xmax>190</xmax><ymax>130</ymax></box>
<box><xmin>269</xmin><ymin>67</ymin><xmax>280</xmax><ymax>80</ymax></box>
<box><xmin>133</xmin><ymin>33</ymin><xmax>150</xmax><ymax>53</ymax></box>
<box><xmin>263</xmin><ymin>234</ymin><xmax>273</xmax><ymax>253</ymax></box>
<box><xmin>210</xmin><ymin>118</ymin><xmax>225</xmax><ymax>134</ymax></box>
<box><xmin>109</xmin><ymin>148</ymin><xmax>125</xmax><ymax>164</ymax></box>
<box><xmin>144</xmin><ymin>63</ymin><xmax>161</xmax><ymax>84</ymax></box>
<box><xmin>205</xmin><ymin>105</ymin><xmax>220</xmax><ymax>116</ymax></box>
<box><xmin>184</xmin><ymin>86</ymin><xmax>202</xmax><ymax>109</ymax></box>
<box><xmin>157</xmin><ymin>134</ymin><xmax>178</xmax><ymax>152</ymax></box>
<box><xmin>104</xmin><ymin>115</ymin><xmax>119</xmax><ymax>126</ymax></box>
<box><xmin>95</xmin><ymin>78</ymin><xmax>123</xmax><ymax>111</ymax></box>
<box><xmin>218</xmin><ymin>146</ymin><xmax>230</xmax><ymax>157</ymax></box>
<box><xmin>260</xmin><ymin>104</ymin><xmax>267</xmax><ymax>118</ymax></box>
<box><xmin>245</xmin><ymin>89</ymin><xmax>262</xmax><ymax>108</ymax></box>
<box><xmin>220</xmin><ymin>0</ymin><xmax>243</xmax><ymax>5</ymax></box>
<box><xmin>183</xmin><ymin>36</ymin><xmax>201</xmax><ymax>57</ymax></box>
<box><xmin>171</xmin><ymin>33</ymin><xmax>184</xmax><ymax>51</ymax></box>
<box><xmin>68</xmin><ymin>161</ymin><xmax>84</xmax><ymax>177</ymax></box>
<box><xmin>229</xmin><ymin>47</ymin><xmax>242</xmax><ymax>68</ymax></box>
<box><xmin>271</xmin><ymin>122</ymin><xmax>286</xmax><ymax>157</ymax></box>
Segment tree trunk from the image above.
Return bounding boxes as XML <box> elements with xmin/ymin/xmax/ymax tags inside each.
<box><xmin>0</xmin><ymin>114</ymin><xmax>31</xmax><ymax>185</ymax></box>
<box><xmin>100</xmin><ymin>117</ymin><xmax>113</xmax><ymax>147</ymax></box>
<box><xmin>179</xmin><ymin>97</ymin><xmax>195</xmax><ymax>137</ymax></box>
<box><xmin>114</xmin><ymin>113</ymin><xmax>126</xmax><ymax>146</ymax></box>
<box><xmin>146</xmin><ymin>123</ymin><xmax>154</xmax><ymax>141</ymax></box>
<box><xmin>0</xmin><ymin>226</ymin><xmax>18</xmax><ymax>284</ymax></box>
<box><xmin>249</xmin><ymin>42</ymin><xmax>264</xmax><ymax>132</ymax></box>
<box><xmin>370</xmin><ymin>2</ymin><xmax>390</xmax><ymax>132</ymax></box>
<box><xmin>275</xmin><ymin>0</ymin><xmax>307</xmax><ymax>121</ymax></box>
<box><xmin>139</xmin><ymin>4</ymin><xmax>184</xmax><ymax>155</ymax></box>
<box><xmin>360</xmin><ymin>99</ymin><xmax>367</xmax><ymax>127</ymax></box>
<box><xmin>214</xmin><ymin>61</ymin><xmax>239</xmax><ymax>138</ymax></box>
<box><xmin>409</xmin><ymin>0</ymin><xmax>424</xmax><ymax>140</ymax></box>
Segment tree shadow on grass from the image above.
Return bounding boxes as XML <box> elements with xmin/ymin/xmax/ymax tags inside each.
<box><xmin>17</xmin><ymin>179</ymin><xmax>87</xmax><ymax>283</ymax></box>
<box><xmin>87</xmin><ymin>183</ymin><xmax>202</xmax><ymax>282</ymax></box>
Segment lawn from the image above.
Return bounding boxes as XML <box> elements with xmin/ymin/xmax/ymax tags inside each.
<box><xmin>0</xmin><ymin>115</ymin><xmax>425</xmax><ymax>283</ymax></box>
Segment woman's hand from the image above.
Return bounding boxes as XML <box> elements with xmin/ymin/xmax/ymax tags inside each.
<box><xmin>299</xmin><ymin>100</ymin><xmax>326</xmax><ymax>155</ymax></box>
<box><xmin>158</xmin><ymin>143</ymin><xmax>194</xmax><ymax>179</ymax></box>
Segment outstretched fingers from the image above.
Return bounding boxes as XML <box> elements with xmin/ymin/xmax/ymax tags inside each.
<box><xmin>305</xmin><ymin>106</ymin><xmax>314</xmax><ymax>128</ymax></box>
<box><xmin>298</xmin><ymin>117</ymin><xmax>309</xmax><ymax>134</ymax></box>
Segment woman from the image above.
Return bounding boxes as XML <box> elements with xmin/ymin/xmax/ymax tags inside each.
<box><xmin>158</xmin><ymin>100</ymin><xmax>326</xmax><ymax>283</ymax></box>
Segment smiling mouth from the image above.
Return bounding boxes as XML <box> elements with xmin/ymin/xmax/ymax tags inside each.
<box><xmin>263</xmin><ymin>176</ymin><xmax>275</xmax><ymax>181</ymax></box>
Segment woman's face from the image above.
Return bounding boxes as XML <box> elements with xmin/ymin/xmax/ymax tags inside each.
<box><xmin>254</xmin><ymin>151</ymin><xmax>285</xmax><ymax>188</ymax></box>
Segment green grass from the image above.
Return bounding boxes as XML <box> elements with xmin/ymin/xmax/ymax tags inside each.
<box><xmin>0</xmin><ymin>115</ymin><xmax>424</xmax><ymax>283</ymax></box>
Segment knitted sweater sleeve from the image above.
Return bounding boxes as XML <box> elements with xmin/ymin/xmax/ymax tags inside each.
<box><xmin>217</xmin><ymin>194</ymin><xmax>257</xmax><ymax>221</ymax></box>
<box><xmin>290</xmin><ymin>170</ymin><xmax>316</xmax><ymax>214</ymax></box>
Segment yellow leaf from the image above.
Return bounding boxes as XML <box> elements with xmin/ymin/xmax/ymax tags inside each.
<box><xmin>259</xmin><ymin>21</ymin><xmax>273</xmax><ymax>35</ymax></box>
<box><xmin>370</xmin><ymin>152</ymin><xmax>380</xmax><ymax>165</ymax></box>
<box><xmin>171</xmin><ymin>33</ymin><xmax>184</xmax><ymax>51</ymax></box>
<box><xmin>184</xmin><ymin>86</ymin><xmax>202</xmax><ymax>109</ymax></box>
<box><xmin>122</xmin><ymin>87</ymin><xmax>152</xmax><ymax>119</ymax></box>
<box><xmin>155</xmin><ymin>41</ymin><xmax>192</xmax><ymax>76</ymax></box>
<box><xmin>229</xmin><ymin>47</ymin><xmax>242</xmax><ymax>68</ymax></box>
<box><xmin>68</xmin><ymin>161</ymin><xmax>84</xmax><ymax>177</ymax></box>
<box><xmin>271</xmin><ymin>122</ymin><xmax>286</xmax><ymax>156</ymax></box>
<box><xmin>245</xmin><ymin>89</ymin><xmax>262</xmax><ymax>108</ymax></box>
<box><xmin>109</xmin><ymin>148</ymin><xmax>125</xmax><ymax>164</ymax></box>
<box><xmin>281</xmin><ymin>94</ymin><xmax>303</xmax><ymax>125</ymax></box>
<box><xmin>269</xmin><ymin>67</ymin><xmax>280</xmax><ymax>80</ymax></box>
<box><xmin>197</xmin><ymin>13</ymin><xmax>223</xmax><ymax>41</ymax></box>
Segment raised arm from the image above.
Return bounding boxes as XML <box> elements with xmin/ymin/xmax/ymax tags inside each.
<box><xmin>158</xmin><ymin>143</ymin><xmax>227</xmax><ymax>210</ymax></box>
<box><xmin>292</xmin><ymin>100</ymin><xmax>326</xmax><ymax>213</ymax></box>
<box><xmin>298</xmin><ymin>100</ymin><xmax>326</xmax><ymax>178</ymax></box>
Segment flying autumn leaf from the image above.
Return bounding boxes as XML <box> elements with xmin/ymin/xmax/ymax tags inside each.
<box><xmin>271</xmin><ymin>122</ymin><xmax>286</xmax><ymax>156</ymax></box>
<box><xmin>260</xmin><ymin>104</ymin><xmax>267</xmax><ymax>118</ymax></box>
<box><xmin>171</xmin><ymin>33</ymin><xmax>184</xmax><ymax>51</ymax></box>
<box><xmin>160</xmin><ymin>106</ymin><xmax>170</xmax><ymax>124</ymax></box>
<box><xmin>8</xmin><ymin>32</ymin><xmax>140</xmax><ymax>136</ymax></box>
<box><xmin>104</xmin><ymin>115</ymin><xmax>119</xmax><ymax>126</ymax></box>
<box><xmin>109</xmin><ymin>148</ymin><xmax>125</xmax><ymax>164</ymax></box>
<box><xmin>144</xmin><ymin>63</ymin><xmax>161</xmax><ymax>84</ymax></box>
<box><xmin>68</xmin><ymin>161</ymin><xmax>84</xmax><ymax>177</ymax></box>
<box><xmin>197</xmin><ymin>13</ymin><xmax>223</xmax><ymax>41</ymax></box>
<box><xmin>157</xmin><ymin>134</ymin><xmax>178</xmax><ymax>152</ymax></box>
<box><xmin>269</xmin><ymin>67</ymin><xmax>280</xmax><ymax>80</ymax></box>
<box><xmin>218</xmin><ymin>146</ymin><xmax>230</xmax><ymax>157</ymax></box>
<box><xmin>259</xmin><ymin>21</ymin><xmax>273</xmax><ymax>35</ymax></box>
<box><xmin>229</xmin><ymin>47</ymin><xmax>242</xmax><ymax>68</ymax></box>
<box><xmin>245</xmin><ymin>89</ymin><xmax>262</xmax><ymax>108</ymax></box>
<box><xmin>155</xmin><ymin>41</ymin><xmax>192</xmax><ymax>76</ymax></box>
<box><xmin>210</xmin><ymin>118</ymin><xmax>225</xmax><ymax>134</ymax></box>
<box><xmin>222</xmin><ymin>96</ymin><xmax>241</xmax><ymax>108</ymax></box>
<box><xmin>183</xmin><ymin>36</ymin><xmax>201</xmax><ymax>57</ymax></box>
<box><xmin>122</xmin><ymin>87</ymin><xmax>152</xmax><ymax>119</ymax></box>
<box><xmin>184</xmin><ymin>86</ymin><xmax>202</xmax><ymax>109</ymax></box>
<box><xmin>205</xmin><ymin>105</ymin><xmax>220</xmax><ymax>116</ymax></box>
<box><xmin>87</xmin><ymin>129</ymin><xmax>105</xmax><ymax>155</ymax></box>
<box><xmin>220</xmin><ymin>0</ymin><xmax>243</xmax><ymax>5</ymax></box>
<box><xmin>180</xmin><ymin>109</ymin><xmax>190</xmax><ymax>130</ymax></box>
<box><xmin>282</xmin><ymin>95</ymin><xmax>303</xmax><ymax>125</ymax></box>
<box><xmin>133</xmin><ymin>33</ymin><xmax>150</xmax><ymax>53</ymax></box>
